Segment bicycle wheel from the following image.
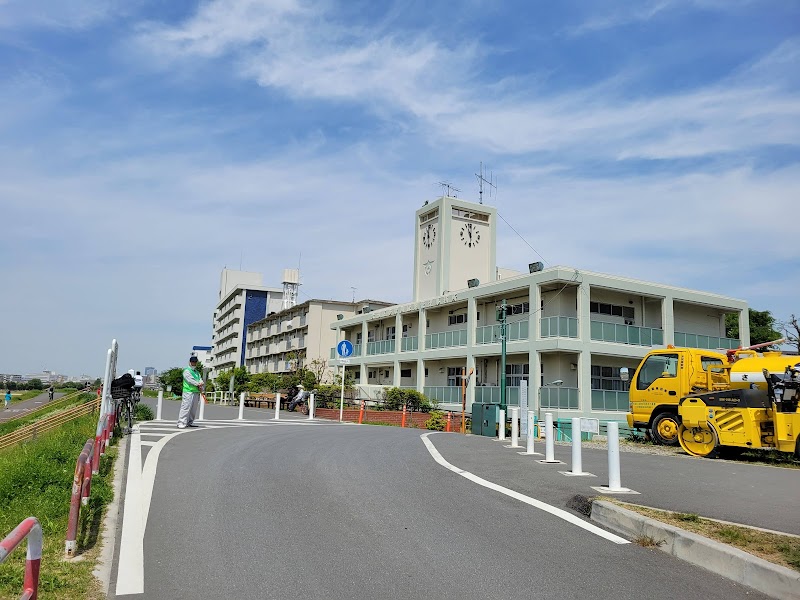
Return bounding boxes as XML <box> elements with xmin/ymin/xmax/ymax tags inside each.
<box><xmin>300</xmin><ymin>402</ymin><xmax>309</xmax><ymax>416</ymax></box>
<box><xmin>125</xmin><ymin>399</ymin><xmax>134</xmax><ymax>431</ymax></box>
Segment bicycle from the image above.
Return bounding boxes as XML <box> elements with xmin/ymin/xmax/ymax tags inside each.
<box><xmin>111</xmin><ymin>386</ymin><xmax>136</xmax><ymax>433</ymax></box>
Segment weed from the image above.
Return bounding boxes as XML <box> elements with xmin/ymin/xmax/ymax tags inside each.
<box><xmin>135</xmin><ymin>403</ymin><xmax>154</xmax><ymax>421</ymax></box>
<box><xmin>634</xmin><ymin>535</ymin><xmax>665</xmax><ymax>548</ymax></box>
<box><xmin>676</xmin><ymin>513</ymin><xmax>700</xmax><ymax>523</ymax></box>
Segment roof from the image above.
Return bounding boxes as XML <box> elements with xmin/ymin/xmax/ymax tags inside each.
<box><xmin>247</xmin><ymin>298</ymin><xmax>395</xmax><ymax>329</ymax></box>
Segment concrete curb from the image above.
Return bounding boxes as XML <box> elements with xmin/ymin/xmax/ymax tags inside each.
<box><xmin>591</xmin><ymin>501</ymin><xmax>800</xmax><ymax>600</ymax></box>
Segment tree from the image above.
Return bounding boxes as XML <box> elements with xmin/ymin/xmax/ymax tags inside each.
<box><xmin>158</xmin><ymin>367</ymin><xmax>184</xmax><ymax>395</ymax></box>
<box><xmin>781</xmin><ymin>314</ymin><xmax>800</xmax><ymax>354</ymax></box>
<box><xmin>28</xmin><ymin>378</ymin><xmax>44</xmax><ymax>390</ymax></box>
<box><xmin>725</xmin><ymin>309</ymin><xmax>782</xmax><ymax>346</ymax></box>
<box><xmin>213</xmin><ymin>367</ymin><xmax>250</xmax><ymax>394</ymax></box>
<box><xmin>307</xmin><ymin>358</ymin><xmax>332</xmax><ymax>385</ymax></box>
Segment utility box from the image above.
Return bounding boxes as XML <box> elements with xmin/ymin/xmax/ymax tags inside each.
<box><xmin>471</xmin><ymin>402</ymin><xmax>500</xmax><ymax>437</ymax></box>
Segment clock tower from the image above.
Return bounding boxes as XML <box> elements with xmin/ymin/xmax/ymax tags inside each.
<box><xmin>413</xmin><ymin>196</ymin><xmax>497</xmax><ymax>301</ymax></box>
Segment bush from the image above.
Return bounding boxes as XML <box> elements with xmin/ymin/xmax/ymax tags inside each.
<box><xmin>379</xmin><ymin>387</ymin><xmax>434</xmax><ymax>412</ymax></box>
<box><xmin>424</xmin><ymin>410</ymin><xmax>447</xmax><ymax>431</ymax></box>
<box><xmin>135</xmin><ymin>403</ymin><xmax>154</xmax><ymax>421</ymax></box>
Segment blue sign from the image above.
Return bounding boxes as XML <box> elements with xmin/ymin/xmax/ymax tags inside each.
<box><xmin>337</xmin><ymin>340</ymin><xmax>354</xmax><ymax>358</ymax></box>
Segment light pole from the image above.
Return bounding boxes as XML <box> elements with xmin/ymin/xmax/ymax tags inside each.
<box><xmin>497</xmin><ymin>300</ymin><xmax>508</xmax><ymax>411</ymax></box>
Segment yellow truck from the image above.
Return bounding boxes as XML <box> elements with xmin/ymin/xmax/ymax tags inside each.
<box><xmin>624</xmin><ymin>341</ymin><xmax>797</xmax><ymax>447</ymax></box>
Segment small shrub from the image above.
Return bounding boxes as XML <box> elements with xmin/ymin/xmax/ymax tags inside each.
<box><xmin>135</xmin><ymin>403</ymin><xmax>154</xmax><ymax>421</ymax></box>
<box><xmin>380</xmin><ymin>387</ymin><xmax>434</xmax><ymax>412</ymax></box>
<box><xmin>424</xmin><ymin>411</ymin><xmax>446</xmax><ymax>431</ymax></box>
<box><xmin>676</xmin><ymin>513</ymin><xmax>700</xmax><ymax>523</ymax></box>
<box><xmin>634</xmin><ymin>535</ymin><xmax>665</xmax><ymax>548</ymax></box>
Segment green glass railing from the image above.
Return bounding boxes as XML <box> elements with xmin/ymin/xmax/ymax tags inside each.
<box><xmin>475</xmin><ymin>321</ymin><xmax>529</xmax><ymax>344</ymax></box>
<box><xmin>401</xmin><ymin>337</ymin><xmax>419</xmax><ymax>352</ymax></box>
<box><xmin>674</xmin><ymin>332</ymin><xmax>740</xmax><ymax>350</ymax></box>
<box><xmin>590</xmin><ymin>390</ymin><xmax>630</xmax><ymax>412</ymax></box>
<box><xmin>330</xmin><ymin>343</ymin><xmax>362</xmax><ymax>359</ymax></box>
<box><xmin>539</xmin><ymin>387</ymin><xmax>579</xmax><ymax>410</ymax></box>
<box><xmin>590</xmin><ymin>321</ymin><xmax>664</xmax><ymax>346</ymax></box>
<box><xmin>426</xmin><ymin>329</ymin><xmax>468</xmax><ymax>349</ymax></box>
<box><xmin>474</xmin><ymin>386</ymin><xmax>522</xmax><ymax>406</ymax></box>
<box><xmin>423</xmin><ymin>386</ymin><xmax>462</xmax><ymax>404</ymax></box>
<box><xmin>540</xmin><ymin>316</ymin><xmax>578</xmax><ymax>338</ymax></box>
<box><xmin>367</xmin><ymin>339</ymin><xmax>395</xmax><ymax>355</ymax></box>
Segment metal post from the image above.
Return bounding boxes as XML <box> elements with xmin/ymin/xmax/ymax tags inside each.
<box><xmin>510</xmin><ymin>407</ymin><xmax>519</xmax><ymax>448</ymax></box>
<box><xmin>156</xmin><ymin>391</ymin><xmax>163</xmax><ymax>421</ymax></box>
<box><xmin>308</xmin><ymin>392</ymin><xmax>315</xmax><ymax>420</ymax></box>
<box><xmin>274</xmin><ymin>393</ymin><xmax>280</xmax><ymax>420</ymax></box>
<box><xmin>607</xmin><ymin>421</ymin><xmax>622</xmax><ymax>490</ymax></box>
<box><xmin>571</xmin><ymin>417</ymin><xmax>583</xmax><ymax>475</ymax></box>
<box><xmin>339</xmin><ymin>364</ymin><xmax>345</xmax><ymax>423</ymax></box>
<box><xmin>498</xmin><ymin>409</ymin><xmax>505</xmax><ymax>440</ymax></box>
<box><xmin>545</xmin><ymin>412</ymin><xmax>555</xmax><ymax>462</ymax></box>
<box><xmin>525</xmin><ymin>410</ymin><xmax>536</xmax><ymax>454</ymax></box>
<box><xmin>500</xmin><ymin>299</ymin><xmax>507</xmax><ymax>412</ymax></box>
<box><xmin>238</xmin><ymin>392</ymin><xmax>245</xmax><ymax>420</ymax></box>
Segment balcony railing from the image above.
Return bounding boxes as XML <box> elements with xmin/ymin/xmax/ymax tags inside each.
<box><xmin>590</xmin><ymin>321</ymin><xmax>664</xmax><ymax>346</ymax></box>
<box><xmin>539</xmin><ymin>387</ymin><xmax>579</xmax><ymax>410</ymax></box>
<box><xmin>367</xmin><ymin>339</ymin><xmax>395</xmax><ymax>355</ymax></box>
<box><xmin>674</xmin><ymin>332</ymin><xmax>740</xmax><ymax>350</ymax></box>
<box><xmin>401</xmin><ymin>336</ymin><xmax>419</xmax><ymax>352</ymax></box>
<box><xmin>426</xmin><ymin>329</ymin><xmax>468</xmax><ymax>349</ymax></box>
<box><xmin>591</xmin><ymin>390</ymin><xmax>629</xmax><ymax>412</ymax></box>
<box><xmin>475</xmin><ymin>321</ymin><xmax>529</xmax><ymax>344</ymax></box>
<box><xmin>423</xmin><ymin>386</ymin><xmax>462</xmax><ymax>404</ymax></box>
<box><xmin>540</xmin><ymin>316</ymin><xmax>578</xmax><ymax>338</ymax></box>
<box><xmin>474</xmin><ymin>386</ymin><xmax>522</xmax><ymax>406</ymax></box>
<box><xmin>330</xmin><ymin>343</ymin><xmax>363</xmax><ymax>359</ymax></box>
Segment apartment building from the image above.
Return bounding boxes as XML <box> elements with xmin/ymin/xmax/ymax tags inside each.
<box><xmin>245</xmin><ymin>299</ymin><xmax>393</xmax><ymax>376</ymax></box>
<box><xmin>329</xmin><ymin>195</ymin><xmax>750</xmax><ymax>422</ymax></box>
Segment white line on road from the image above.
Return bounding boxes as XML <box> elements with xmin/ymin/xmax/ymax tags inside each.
<box><xmin>420</xmin><ymin>432</ymin><xmax>629</xmax><ymax>545</ymax></box>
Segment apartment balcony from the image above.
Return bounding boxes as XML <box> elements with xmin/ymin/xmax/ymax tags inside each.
<box><xmin>401</xmin><ymin>337</ymin><xmax>419</xmax><ymax>352</ymax></box>
<box><xmin>423</xmin><ymin>386</ymin><xmax>462</xmax><ymax>404</ymax></box>
<box><xmin>590</xmin><ymin>321</ymin><xmax>664</xmax><ymax>346</ymax></box>
<box><xmin>475</xmin><ymin>321</ymin><xmax>529</xmax><ymax>345</ymax></box>
<box><xmin>539</xmin><ymin>386</ymin><xmax>580</xmax><ymax>410</ymax></box>
<box><xmin>367</xmin><ymin>340</ymin><xmax>395</xmax><ymax>356</ymax></box>
<box><xmin>426</xmin><ymin>329</ymin><xmax>468</xmax><ymax>350</ymax></box>
<box><xmin>591</xmin><ymin>390</ymin><xmax>629</xmax><ymax>412</ymax></box>
<box><xmin>540</xmin><ymin>316</ymin><xmax>578</xmax><ymax>339</ymax></box>
<box><xmin>674</xmin><ymin>332</ymin><xmax>740</xmax><ymax>351</ymax></box>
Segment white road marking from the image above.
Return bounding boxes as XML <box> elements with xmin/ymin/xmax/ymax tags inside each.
<box><xmin>140</xmin><ymin>441</ymin><xmax>157</xmax><ymax>447</ymax></box>
<box><xmin>116</xmin><ymin>426</ymin><xmax>145</xmax><ymax>595</ymax></box>
<box><xmin>420</xmin><ymin>432</ymin><xmax>629</xmax><ymax>545</ymax></box>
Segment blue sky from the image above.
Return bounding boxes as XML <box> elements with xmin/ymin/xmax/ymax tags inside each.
<box><xmin>1</xmin><ymin>0</ymin><xmax>798</xmax><ymax>376</ymax></box>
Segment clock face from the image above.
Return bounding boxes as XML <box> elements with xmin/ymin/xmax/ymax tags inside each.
<box><xmin>460</xmin><ymin>223</ymin><xmax>480</xmax><ymax>248</ymax></box>
<box><xmin>422</xmin><ymin>223</ymin><xmax>436</xmax><ymax>248</ymax></box>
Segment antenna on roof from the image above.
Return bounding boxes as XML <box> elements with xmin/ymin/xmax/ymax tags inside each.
<box><xmin>351</xmin><ymin>287</ymin><xmax>357</xmax><ymax>303</ymax></box>
<box><xmin>475</xmin><ymin>161</ymin><xmax>496</xmax><ymax>204</ymax></box>
<box><xmin>437</xmin><ymin>181</ymin><xmax>461</xmax><ymax>198</ymax></box>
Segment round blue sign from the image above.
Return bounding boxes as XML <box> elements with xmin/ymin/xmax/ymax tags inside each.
<box><xmin>337</xmin><ymin>340</ymin><xmax>354</xmax><ymax>357</ymax></box>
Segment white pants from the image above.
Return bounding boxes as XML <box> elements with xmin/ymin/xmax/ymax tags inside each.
<box><xmin>178</xmin><ymin>392</ymin><xmax>200</xmax><ymax>427</ymax></box>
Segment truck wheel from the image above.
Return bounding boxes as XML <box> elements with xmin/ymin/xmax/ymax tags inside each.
<box><xmin>678</xmin><ymin>424</ymin><xmax>719</xmax><ymax>458</ymax></box>
<box><xmin>651</xmin><ymin>412</ymin><xmax>680</xmax><ymax>446</ymax></box>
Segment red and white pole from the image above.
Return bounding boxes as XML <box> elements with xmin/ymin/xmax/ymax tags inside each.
<box><xmin>401</xmin><ymin>404</ymin><xmax>407</xmax><ymax>428</ymax></box>
<box><xmin>1</xmin><ymin>517</ymin><xmax>42</xmax><ymax>600</ymax></box>
<box><xmin>66</xmin><ymin>439</ymin><xmax>93</xmax><ymax>556</ymax></box>
<box><xmin>446</xmin><ymin>411</ymin><xmax>452</xmax><ymax>432</ymax></box>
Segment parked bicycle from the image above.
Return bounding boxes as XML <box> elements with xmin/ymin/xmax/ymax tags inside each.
<box><xmin>111</xmin><ymin>386</ymin><xmax>136</xmax><ymax>433</ymax></box>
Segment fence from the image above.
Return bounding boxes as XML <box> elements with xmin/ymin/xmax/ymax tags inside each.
<box><xmin>0</xmin><ymin>517</ymin><xmax>42</xmax><ymax>600</ymax></box>
<box><xmin>0</xmin><ymin>398</ymin><xmax>100</xmax><ymax>452</ymax></box>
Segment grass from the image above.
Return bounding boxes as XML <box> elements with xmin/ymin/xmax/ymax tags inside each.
<box><xmin>616</xmin><ymin>502</ymin><xmax>800</xmax><ymax>572</ymax></box>
<box><xmin>6</xmin><ymin>390</ymin><xmax>45</xmax><ymax>405</ymax></box>
<box><xmin>0</xmin><ymin>413</ymin><xmax>117</xmax><ymax>599</ymax></box>
<box><xmin>0</xmin><ymin>393</ymin><xmax>95</xmax><ymax>438</ymax></box>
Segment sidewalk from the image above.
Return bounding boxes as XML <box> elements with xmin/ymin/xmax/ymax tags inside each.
<box><xmin>0</xmin><ymin>391</ymin><xmax>65</xmax><ymax>423</ymax></box>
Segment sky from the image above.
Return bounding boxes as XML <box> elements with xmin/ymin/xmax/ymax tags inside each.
<box><xmin>1</xmin><ymin>0</ymin><xmax>798</xmax><ymax>377</ymax></box>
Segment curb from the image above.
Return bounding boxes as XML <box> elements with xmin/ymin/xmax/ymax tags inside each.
<box><xmin>591</xmin><ymin>501</ymin><xmax>800</xmax><ymax>600</ymax></box>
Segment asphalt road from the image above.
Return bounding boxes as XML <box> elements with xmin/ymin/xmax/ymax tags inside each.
<box><xmin>111</xmin><ymin>403</ymin><xmax>773</xmax><ymax>600</ymax></box>
<box><xmin>0</xmin><ymin>390</ymin><xmax>66</xmax><ymax>423</ymax></box>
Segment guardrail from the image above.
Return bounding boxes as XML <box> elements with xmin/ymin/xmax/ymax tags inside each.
<box><xmin>0</xmin><ymin>398</ymin><xmax>100</xmax><ymax>452</ymax></box>
<box><xmin>65</xmin><ymin>439</ymin><xmax>95</xmax><ymax>557</ymax></box>
<box><xmin>0</xmin><ymin>517</ymin><xmax>42</xmax><ymax>600</ymax></box>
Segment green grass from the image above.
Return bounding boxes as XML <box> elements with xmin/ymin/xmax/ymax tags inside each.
<box><xmin>0</xmin><ymin>414</ymin><xmax>117</xmax><ymax>599</ymax></box>
<box><xmin>6</xmin><ymin>390</ymin><xmax>44</xmax><ymax>405</ymax></box>
<box><xmin>0</xmin><ymin>393</ymin><xmax>95</xmax><ymax>438</ymax></box>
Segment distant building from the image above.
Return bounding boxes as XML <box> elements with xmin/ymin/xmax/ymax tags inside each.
<box><xmin>144</xmin><ymin>367</ymin><xmax>157</xmax><ymax>377</ymax></box>
<box><xmin>190</xmin><ymin>346</ymin><xmax>214</xmax><ymax>372</ymax></box>
<box><xmin>210</xmin><ymin>269</ymin><xmax>285</xmax><ymax>377</ymax></box>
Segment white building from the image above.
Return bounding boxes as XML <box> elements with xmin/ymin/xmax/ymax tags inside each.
<box><xmin>211</xmin><ymin>269</ymin><xmax>284</xmax><ymax>377</ymax></box>
<box><xmin>190</xmin><ymin>346</ymin><xmax>214</xmax><ymax>371</ymax></box>
<box><xmin>330</xmin><ymin>195</ymin><xmax>750</xmax><ymax>422</ymax></box>
<box><xmin>245</xmin><ymin>299</ymin><xmax>393</xmax><ymax>376</ymax></box>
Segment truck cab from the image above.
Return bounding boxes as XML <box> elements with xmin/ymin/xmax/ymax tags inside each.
<box><xmin>625</xmin><ymin>347</ymin><xmax>727</xmax><ymax>445</ymax></box>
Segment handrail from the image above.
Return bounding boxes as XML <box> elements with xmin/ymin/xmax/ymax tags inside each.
<box><xmin>0</xmin><ymin>399</ymin><xmax>99</xmax><ymax>452</ymax></box>
<box><xmin>0</xmin><ymin>517</ymin><xmax>42</xmax><ymax>600</ymax></box>
<box><xmin>65</xmin><ymin>439</ymin><xmax>95</xmax><ymax>557</ymax></box>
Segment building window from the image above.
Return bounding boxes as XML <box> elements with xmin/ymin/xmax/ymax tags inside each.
<box><xmin>402</xmin><ymin>324</ymin><xmax>411</xmax><ymax>338</ymax></box>
<box><xmin>448</xmin><ymin>313</ymin><xmax>467</xmax><ymax>326</ymax></box>
<box><xmin>387</xmin><ymin>326</ymin><xmax>396</xmax><ymax>340</ymax></box>
<box><xmin>419</xmin><ymin>208</ymin><xmax>439</xmax><ymax>224</ymax></box>
<box><xmin>451</xmin><ymin>207</ymin><xmax>489</xmax><ymax>222</ymax></box>
<box><xmin>510</xmin><ymin>302</ymin><xmax>529</xmax><ymax>315</ymax></box>
<box><xmin>384</xmin><ymin>370</ymin><xmax>390</xmax><ymax>378</ymax></box>
<box><xmin>590</xmin><ymin>302</ymin><xmax>635</xmax><ymax>320</ymax></box>
<box><xmin>368</xmin><ymin>370</ymin><xmax>376</xmax><ymax>379</ymax></box>
<box><xmin>354</xmin><ymin>371</ymin><xmax>360</xmax><ymax>381</ymax></box>
<box><xmin>424</xmin><ymin>368</ymin><xmax>429</xmax><ymax>377</ymax></box>
<box><xmin>400</xmin><ymin>369</ymin><xmax>412</xmax><ymax>378</ymax></box>
<box><xmin>356</xmin><ymin>332</ymin><xmax>363</xmax><ymax>344</ymax></box>
<box><xmin>368</xmin><ymin>331</ymin><xmax>375</xmax><ymax>343</ymax></box>
<box><xmin>447</xmin><ymin>366</ymin><xmax>465</xmax><ymax>387</ymax></box>
<box><xmin>505</xmin><ymin>364</ymin><xmax>529</xmax><ymax>387</ymax></box>
<box><xmin>591</xmin><ymin>366</ymin><xmax>631</xmax><ymax>391</ymax></box>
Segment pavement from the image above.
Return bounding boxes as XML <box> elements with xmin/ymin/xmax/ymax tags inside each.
<box><xmin>0</xmin><ymin>390</ymin><xmax>67</xmax><ymax>423</ymax></box>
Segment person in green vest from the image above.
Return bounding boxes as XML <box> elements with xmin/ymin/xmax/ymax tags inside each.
<box><xmin>178</xmin><ymin>356</ymin><xmax>204</xmax><ymax>428</ymax></box>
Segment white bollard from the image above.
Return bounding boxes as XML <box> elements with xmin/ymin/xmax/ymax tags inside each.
<box><xmin>525</xmin><ymin>411</ymin><xmax>536</xmax><ymax>454</ymax></box>
<box><xmin>308</xmin><ymin>392</ymin><xmax>315</xmax><ymax>420</ymax></box>
<box><xmin>156</xmin><ymin>390</ymin><xmax>163</xmax><ymax>421</ymax></box>
<box><xmin>198</xmin><ymin>391</ymin><xmax>205</xmax><ymax>421</ymax></box>
<box><xmin>274</xmin><ymin>393</ymin><xmax>280</xmax><ymax>420</ymax></box>
<box><xmin>238</xmin><ymin>392</ymin><xmax>245</xmax><ymax>420</ymax></box>
<box><xmin>498</xmin><ymin>409</ymin><xmax>506</xmax><ymax>440</ymax></box>
<box><xmin>571</xmin><ymin>417</ymin><xmax>583</xmax><ymax>475</ymax></box>
<box><xmin>510</xmin><ymin>407</ymin><xmax>520</xmax><ymax>448</ymax></box>
<box><xmin>544</xmin><ymin>413</ymin><xmax>555</xmax><ymax>462</ymax></box>
<box><xmin>607</xmin><ymin>421</ymin><xmax>622</xmax><ymax>490</ymax></box>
